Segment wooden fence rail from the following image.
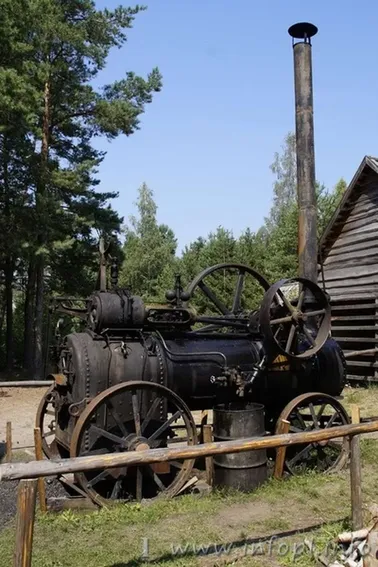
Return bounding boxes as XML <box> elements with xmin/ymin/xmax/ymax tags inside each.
<box><xmin>2</xmin><ymin>418</ymin><xmax>378</xmax><ymax>482</ymax></box>
<box><xmin>0</xmin><ymin>381</ymin><xmax>54</xmax><ymax>388</ymax></box>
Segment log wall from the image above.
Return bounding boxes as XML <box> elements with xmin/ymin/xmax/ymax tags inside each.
<box><xmin>321</xmin><ymin>169</ymin><xmax>378</xmax><ymax>299</ymax></box>
<box><xmin>321</xmin><ymin>165</ymin><xmax>378</xmax><ymax>382</ymax></box>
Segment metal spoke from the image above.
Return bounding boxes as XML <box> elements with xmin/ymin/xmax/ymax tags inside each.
<box><xmin>141</xmin><ymin>397</ymin><xmax>162</xmax><ymax>435</ymax></box>
<box><xmin>90</xmin><ymin>425</ymin><xmax>125</xmax><ymax>446</ymax></box>
<box><xmin>325</xmin><ymin>411</ymin><xmax>339</xmax><ymax>429</ymax></box>
<box><xmin>198</xmin><ymin>281</ymin><xmax>230</xmax><ymax>315</ymax></box>
<box><xmin>288</xmin><ymin>444</ymin><xmax>313</xmax><ymax>467</ymax></box>
<box><xmin>289</xmin><ymin>425</ymin><xmax>304</xmax><ymax>433</ymax></box>
<box><xmin>86</xmin><ymin>469</ymin><xmax>110</xmax><ymax>488</ymax></box>
<box><xmin>297</xmin><ymin>285</ymin><xmax>305</xmax><ymax>310</ymax></box>
<box><xmin>231</xmin><ymin>270</ymin><xmax>245</xmax><ymax>314</ymax></box>
<box><xmin>294</xmin><ymin>410</ymin><xmax>307</xmax><ymax>431</ymax></box>
<box><xmin>308</xmin><ymin>403</ymin><xmax>319</xmax><ymax>428</ymax></box>
<box><xmin>111</xmin><ymin>477</ymin><xmax>123</xmax><ymax>499</ymax></box>
<box><xmin>317</xmin><ymin>404</ymin><xmax>326</xmax><ymax>421</ymax></box>
<box><xmin>301</xmin><ymin>325</ymin><xmax>316</xmax><ymax>347</ymax></box>
<box><xmin>276</xmin><ymin>290</ymin><xmax>296</xmax><ymax>314</ymax></box>
<box><xmin>136</xmin><ymin>467</ymin><xmax>143</xmax><ymax>502</ymax></box>
<box><xmin>132</xmin><ymin>391</ymin><xmax>142</xmax><ymax>437</ymax></box>
<box><xmin>148</xmin><ymin>410</ymin><xmax>182</xmax><ymax>442</ymax></box>
<box><xmin>303</xmin><ymin>309</ymin><xmax>326</xmax><ymax>318</ymax></box>
<box><xmin>274</xmin><ymin>326</ymin><xmax>281</xmax><ymax>340</ymax></box>
<box><xmin>285</xmin><ymin>324</ymin><xmax>296</xmax><ymax>353</ymax></box>
<box><xmin>43</xmin><ymin>431</ymin><xmax>55</xmax><ymax>438</ymax></box>
<box><xmin>106</xmin><ymin>401</ymin><xmax>129</xmax><ymax>437</ymax></box>
<box><xmin>147</xmin><ymin>465</ymin><xmax>166</xmax><ymax>491</ymax></box>
<box><xmin>270</xmin><ymin>315</ymin><xmax>293</xmax><ymax>326</ymax></box>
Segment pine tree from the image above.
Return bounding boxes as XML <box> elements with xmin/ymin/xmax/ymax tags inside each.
<box><xmin>0</xmin><ymin>1</ymin><xmax>162</xmax><ymax>375</ymax></box>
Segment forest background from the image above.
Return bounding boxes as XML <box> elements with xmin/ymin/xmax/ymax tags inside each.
<box><xmin>0</xmin><ymin>1</ymin><xmax>345</xmax><ymax>378</ymax></box>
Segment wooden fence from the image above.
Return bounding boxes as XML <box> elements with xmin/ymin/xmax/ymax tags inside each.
<box><xmin>1</xmin><ymin>411</ymin><xmax>376</xmax><ymax>567</ymax></box>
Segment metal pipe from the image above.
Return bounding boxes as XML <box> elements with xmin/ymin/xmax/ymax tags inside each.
<box><xmin>289</xmin><ymin>22</ymin><xmax>318</xmax><ymax>283</ymax></box>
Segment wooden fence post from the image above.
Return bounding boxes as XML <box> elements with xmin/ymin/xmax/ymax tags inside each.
<box><xmin>274</xmin><ymin>419</ymin><xmax>290</xmax><ymax>479</ymax></box>
<box><xmin>6</xmin><ymin>421</ymin><xmax>12</xmax><ymax>463</ymax></box>
<box><xmin>33</xmin><ymin>428</ymin><xmax>47</xmax><ymax>513</ymax></box>
<box><xmin>13</xmin><ymin>479</ymin><xmax>37</xmax><ymax>567</ymax></box>
<box><xmin>203</xmin><ymin>424</ymin><xmax>214</xmax><ymax>486</ymax></box>
<box><xmin>200</xmin><ymin>410</ymin><xmax>209</xmax><ymax>444</ymax></box>
<box><xmin>350</xmin><ymin>405</ymin><xmax>363</xmax><ymax>531</ymax></box>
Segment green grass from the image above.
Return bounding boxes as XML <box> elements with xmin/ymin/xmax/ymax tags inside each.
<box><xmin>0</xmin><ymin>471</ymin><xmax>358</xmax><ymax>567</ymax></box>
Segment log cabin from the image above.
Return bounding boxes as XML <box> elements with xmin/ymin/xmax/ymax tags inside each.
<box><xmin>319</xmin><ymin>155</ymin><xmax>378</xmax><ymax>382</ymax></box>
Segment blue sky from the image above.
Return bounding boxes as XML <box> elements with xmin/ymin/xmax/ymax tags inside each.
<box><xmin>94</xmin><ymin>0</ymin><xmax>378</xmax><ymax>252</ymax></box>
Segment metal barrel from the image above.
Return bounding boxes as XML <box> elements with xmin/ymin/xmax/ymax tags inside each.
<box><xmin>213</xmin><ymin>402</ymin><xmax>267</xmax><ymax>492</ymax></box>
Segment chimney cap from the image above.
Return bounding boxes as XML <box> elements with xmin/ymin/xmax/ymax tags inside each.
<box><xmin>288</xmin><ymin>22</ymin><xmax>318</xmax><ymax>40</ymax></box>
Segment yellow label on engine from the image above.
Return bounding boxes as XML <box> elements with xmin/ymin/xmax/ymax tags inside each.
<box><xmin>270</xmin><ymin>354</ymin><xmax>290</xmax><ymax>371</ymax></box>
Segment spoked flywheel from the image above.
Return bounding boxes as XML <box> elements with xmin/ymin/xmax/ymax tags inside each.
<box><xmin>186</xmin><ymin>263</ymin><xmax>271</xmax><ymax>333</ymax></box>
<box><xmin>35</xmin><ymin>385</ymin><xmax>59</xmax><ymax>458</ymax></box>
<box><xmin>70</xmin><ymin>381</ymin><xmax>197</xmax><ymax>506</ymax></box>
<box><xmin>260</xmin><ymin>277</ymin><xmax>331</xmax><ymax>359</ymax></box>
<box><xmin>275</xmin><ymin>393</ymin><xmax>350</xmax><ymax>475</ymax></box>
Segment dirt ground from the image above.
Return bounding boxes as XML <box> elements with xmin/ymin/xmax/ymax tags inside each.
<box><xmin>0</xmin><ymin>386</ymin><xmax>49</xmax><ymax>451</ymax></box>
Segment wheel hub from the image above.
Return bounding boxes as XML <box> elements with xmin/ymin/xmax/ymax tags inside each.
<box><xmin>126</xmin><ymin>434</ymin><xmax>150</xmax><ymax>452</ymax></box>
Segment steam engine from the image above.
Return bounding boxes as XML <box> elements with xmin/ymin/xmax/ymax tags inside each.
<box><xmin>39</xmin><ymin>263</ymin><xmax>348</xmax><ymax>504</ymax></box>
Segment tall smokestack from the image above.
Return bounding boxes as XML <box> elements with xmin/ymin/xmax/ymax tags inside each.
<box><xmin>288</xmin><ymin>22</ymin><xmax>318</xmax><ymax>283</ymax></box>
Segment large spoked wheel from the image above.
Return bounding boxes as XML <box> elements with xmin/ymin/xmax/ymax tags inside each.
<box><xmin>35</xmin><ymin>385</ymin><xmax>58</xmax><ymax>458</ymax></box>
<box><xmin>260</xmin><ymin>277</ymin><xmax>331</xmax><ymax>359</ymax></box>
<box><xmin>187</xmin><ymin>263</ymin><xmax>271</xmax><ymax>333</ymax></box>
<box><xmin>70</xmin><ymin>381</ymin><xmax>197</xmax><ymax>506</ymax></box>
<box><xmin>275</xmin><ymin>393</ymin><xmax>350</xmax><ymax>475</ymax></box>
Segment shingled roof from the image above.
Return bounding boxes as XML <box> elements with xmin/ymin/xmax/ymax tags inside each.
<box><xmin>320</xmin><ymin>156</ymin><xmax>378</xmax><ymax>259</ymax></box>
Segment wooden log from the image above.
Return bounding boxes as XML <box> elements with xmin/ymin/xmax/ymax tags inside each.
<box><xmin>13</xmin><ymin>479</ymin><xmax>37</xmax><ymax>567</ymax></box>
<box><xmin>344</xmin><ymin>349</ymin><xmax>378</xmax><ymax>359</ymax></box>
<box><xmin>273</xmin><ymin>419</ymin><xmax>290</xmax><ymax>479</ymax></box>
<box><xmin>332</xmin><ymin>304</ymin><xmax>376</xmax><ymax>311</ymax></box>
<box><xmin>350</xmin><ymin>406</ymin><xmax>363</xmax><ymax>531</ymax></box>
<box><xmin>6</xmin><ymin>421</ymin><xmax>12</xmax><ymax>463</ymax></box>
<box><xmin>2</xmin><ymin>418</ymin><xmax>378</xmax><ymax>483</ymax></box>
<box><xmin>347</xmin><ymin>375</ymin><xmax>378</xmax><ymax>383</ymax></box>
<box><xmin>0</xmin><ymin>381</ymin><xmax>54</xmax><ymax>388</ymax></box>
<box><xmin>47</xmin><ymin>497</ymin><xmax>101</xmax><ymax>512</ymax></box>
<box><xmin>347</xmin><ymin>361</ymin><xmax>378</xmax><ymax>368</ymax></box>
<box><xmin>203</xmin><ymin>424</ymin><xmax>214</xmax><ymax>486</ymax></box>
<box><xmin>33</xmin><ymin>428</ymin><xmax>47</xmax><ymax>513</ymax></box>
<box><xmin>333</xmin><ymin>325</ymin><xmax>378</xmax><ymax>331</ymax></box>
<box><xmin>333</xmin><ymin>315</ymin><xmax>378</xmax><ymax>321</ymax></box>
<box><xmin>334</xmin><ymin>337</ymin><xmax>378</xmax><ymax>343</ymax></box>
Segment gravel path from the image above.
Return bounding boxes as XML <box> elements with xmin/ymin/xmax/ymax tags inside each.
<box><xmin>0</xmin><ymin>478</ymin><xmax>68</xmax><ymax>531</ymax></box>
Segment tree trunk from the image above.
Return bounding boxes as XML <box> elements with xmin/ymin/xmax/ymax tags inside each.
<box><xmin>5</xmin><ymin>257</ymin><xmax>14</xmax><ymax>371</ymax></box>
<box><xmin>33</xmin><ymin>79</ymin><xmax>50</xmax><ymax>380</ymax></box>
<box><xmin>33</xmin><ymin>258</ymin><xmax>44</xmax><ymax>379</ymax></box>
<box><xmin>0</xmin><ymin>287</ymin><xmax>6</xmax><ymax>361</ymax></box>
<box><xmin>23</xmin><ymin>262</ymin><xmax>36</xmax><ymax>372</ymax></box>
